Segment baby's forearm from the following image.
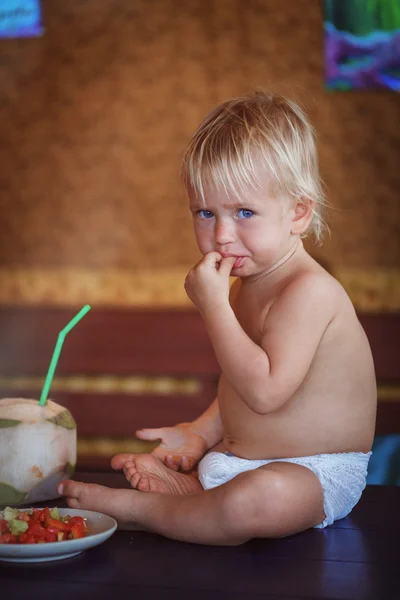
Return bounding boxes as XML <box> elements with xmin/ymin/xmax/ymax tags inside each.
<box><xmin>191</xmin><ymin>398</ymin><xmax>224</xmax><ymax>449</ymax></box>
<box><xmin>202</xmin><ymin>302</ymin><xmax>272</xmax><ymax>413</ymax></box>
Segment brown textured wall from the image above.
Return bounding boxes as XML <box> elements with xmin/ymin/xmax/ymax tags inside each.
<box><xmin>0</xmin><ymin>0</ymin><xmax>399</xmax><ymax>308</ymax></box>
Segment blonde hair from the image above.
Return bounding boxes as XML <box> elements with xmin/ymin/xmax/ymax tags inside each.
<box><xmin>181</xmin><ymin>90</ymin><xmax>327</xmax><ymax>243</ymax></box>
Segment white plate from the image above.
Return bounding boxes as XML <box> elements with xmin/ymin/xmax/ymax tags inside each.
<box><xmin>0</xmin><ymin>508</ymin><xmax>117</xmax><ymax>563</ymax></box>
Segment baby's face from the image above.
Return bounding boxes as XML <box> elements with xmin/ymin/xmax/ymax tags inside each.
<box><xmin>189</xmin><ymin>178</ymin><xmax>295</xmax><ymax>279</ymax></box>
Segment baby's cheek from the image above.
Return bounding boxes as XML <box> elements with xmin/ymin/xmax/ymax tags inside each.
<box><xmin>195</xmin><ymin>233</ymin><xmax>213</xmax><ymax>255</ymax></box>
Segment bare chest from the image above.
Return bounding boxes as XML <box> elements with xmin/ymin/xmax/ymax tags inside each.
<box><xmin>231</xmin><ymin>284</ymin><xmax>275</xmax><ymax>344</ymax></box>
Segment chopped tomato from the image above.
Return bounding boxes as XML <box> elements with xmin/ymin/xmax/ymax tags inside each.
<box><xmin>67</xmin><ymin>516</ymin><xmax>86</xmax><ymax>530</ymax></box>
<box><xmin>0</xmin><ymin>533</ymin><xmax>17</xmax><ymax>544</ymax></box>
<box><xmin>68</xmin><ymin>515</ymin><xmax>87</xmax><ymax>539</ymax></box>
<box><xmin>69</xmin><ymin>523</ymin><xmax>85</xmax><ymax>539</ymax></box>
<box><xmin>17</xmin><ymin>512</ymin><xmax>31</xmax><ymax>522</ymax></box>
<box><xmin>27</xmin><ymin>521</ymin><xmax>46</xmax><ymax>538</ymax></box>
<box><xmin>46</xmin><ymin>517</ymin><xmax>69</xmax><ymax>532</ymax></box>
<box><xmin>0</xmin><ymin>507</ymin><xmax>88</xmax><ymax>544</ymax></box>
<box><xmin>22</xmin><ymin>535</ymin><xmax>37</xmax><ymax>544</ymax></box>
<box><xmin>41</xmin><ymin>507</ymin><xmax>51</xmax><ymax>525</ymax></box>
<box><xmin>0</xmin><ymin>519</ymin><xmax>8</xmax><ymax>533</ymax></box>
<box><xmin>45</xmin><ymin>530</ymin><xmax>58</xmax><ymax>543</ymax></box>
<box><xmin>19</xmin><ymin>532</ymin><xmax>39</xmax><ymax>544</ymax></box>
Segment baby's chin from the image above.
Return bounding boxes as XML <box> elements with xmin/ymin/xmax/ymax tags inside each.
<box><xmin>231</xmin><ymin>260</ymin><xmax>252</xmax><ymax>277</ymax></box>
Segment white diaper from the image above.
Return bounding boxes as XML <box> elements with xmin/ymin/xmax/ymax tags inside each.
<box><xmin>198</xmin><ymin>450</ymin><xmax>372</xmax><ymax>528</ymax></box>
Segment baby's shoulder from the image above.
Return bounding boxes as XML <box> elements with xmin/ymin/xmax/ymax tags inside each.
<box><xmin>282</xmin><ymin>264</ymin><xmax>351</xmax><ymax>313</ymax></box>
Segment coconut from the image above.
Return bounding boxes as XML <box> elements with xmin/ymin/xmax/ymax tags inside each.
<box><xmin>0</xmin><ymin>398</ymin><xmax>77</xmax><ymax>506</ymax></box>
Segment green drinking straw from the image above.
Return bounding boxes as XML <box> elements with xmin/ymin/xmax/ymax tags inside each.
<box><xmin>39</xmin><ymin>304</ymin><xmax>91</xmax><ymax>406</ymax></box>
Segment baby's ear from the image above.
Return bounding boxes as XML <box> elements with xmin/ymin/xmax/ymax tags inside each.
<box><xmin>290</xmin><ymin>198</ymin><xmax>314</xmax><ymax>235</ymax></box>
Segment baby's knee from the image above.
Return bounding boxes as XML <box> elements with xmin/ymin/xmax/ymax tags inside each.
<box><xmin>221</xmin><ymin>468</ymin><xmax>294</xmax><ymax>537</ymax></box>
<box><xmin>231</xmin><ymin>466</ymin><xmax>287</xmax><ymax>499</ymax></box>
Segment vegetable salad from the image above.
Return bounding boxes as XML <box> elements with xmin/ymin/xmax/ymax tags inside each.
<box><xmin>0</xmin><ymin>506</ymin><xmax>88</xmax><ymax>544</ymax></box>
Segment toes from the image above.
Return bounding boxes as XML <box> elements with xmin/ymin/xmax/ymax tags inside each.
<box><xmin>60</xmin><ymin>481</ymin><xmax>96</xmax><ymax>509</ymax></box>
<box><xmin>125</xmin><ymin>470</ymin><xmax>141</xmax><ymax>489</ymax></box>
<box><xmin>111</xmin><ymin>453</ymin><xmax>135</xmax><ymax>470</ymax></box>
<box><xmin>137</xmin><ymin>477</ymin><xmax>151</xmax><ymax>492</ymax></box>
<box><xmin>122</xmin><ymin>463</ymin><xmax>146</xmax><ymax>491</ymax></box>
<box><xmin>67</xmin><ymin>498</ymin><xmax>80</xmax><ymax>509</ymax></box>
<box><xmin>123</xmin><ymin>463</ymin><xmax>137</xmax><ymax>481</ymax></box>
<box><xmin>123</xmin><ymin>460</ymin><xmax>136</xmax><ymax>473</ymax></box>
<box><xmin>181</xmin><ymin>456</ymin><xmax>196</xmax><ymax>472</ymax></box>
<box><xmin>165</xmin><ymin>456</ymin><xmax>179</xmax><ymax>471</ymax></box>
<box><xmin>58</xmin><ymin>479</ymin><xmax>83</xmax><ymax>499</ymax></box>
<box><xmin>129</xmin><ymin>472</ymin><xmax>142</xmax><ymax>488</ymax></box>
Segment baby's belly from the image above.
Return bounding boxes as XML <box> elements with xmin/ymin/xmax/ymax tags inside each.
<box><xmin>221</xmin><ymin>419</ymin><xmax>370</xmax><ymax>459</ymax></box>
<box><xmin>222</xmin><ymin>423</ymin><xmax>327</xmax><ymax>459</ymax></box>
<box><xmin>218</xmin><ymin>392</ymin><xmax>373</xmax><ymax>459</ymax></box>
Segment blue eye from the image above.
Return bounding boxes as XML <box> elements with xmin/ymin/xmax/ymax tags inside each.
<box><xmin>237</xmin><ymin>209</ymin><xmax>254</xmax><ymax>219</ymax></box>
<box><xmin>198</xmin><ymin>210</ymin><xmax>214</xmax><ymax>219</ymax></box>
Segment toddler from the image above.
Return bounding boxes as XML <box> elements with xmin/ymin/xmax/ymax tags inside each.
<box><xmin>59</xmin><ymin>91</ymin><xmax>377</xmax><ymax>545</ymax></box>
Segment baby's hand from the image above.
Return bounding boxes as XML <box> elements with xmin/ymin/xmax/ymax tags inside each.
<box><xmin>185</xmin><ymin>252</ymin><xmax>235</xmax><ymax>313</ymax></box>
<box><xmin>112</xmin><ymin>423</ymin><xmax>209</xmax><ymax>473</ymax></box>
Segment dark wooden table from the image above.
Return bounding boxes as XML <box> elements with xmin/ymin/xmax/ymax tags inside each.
<box><xmin>1</xmin><ymin>471</ymin><xmax>399</xmax><ymax>600</ymax></box>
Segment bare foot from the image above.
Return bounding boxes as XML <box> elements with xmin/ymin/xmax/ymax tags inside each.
<box><xmin>121</xmin><ymin>454</ymin><xmax>203</xmax><ymax>494</ymax></box>
<box><xmin>58</xmin><ymin>480</ymin><xmax>138</xmax><ymax>523</ymax></box>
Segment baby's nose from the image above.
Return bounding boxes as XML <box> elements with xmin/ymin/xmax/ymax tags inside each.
<box><xmin>215</xmin><ymin>219</ymin><xmax>236</xmax><ymax>244</ymax></box>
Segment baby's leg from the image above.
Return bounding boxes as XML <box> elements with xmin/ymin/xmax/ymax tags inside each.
<box><xmin>59</xmin><ymin>461</ymin><xmax>325</xmax><ymax>545</ymax></box>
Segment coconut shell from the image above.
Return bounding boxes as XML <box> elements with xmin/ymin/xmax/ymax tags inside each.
<box><xmin>0</xmin><ymin>398</ymin><xmax>77</xmax><ymax>506</ymax></box>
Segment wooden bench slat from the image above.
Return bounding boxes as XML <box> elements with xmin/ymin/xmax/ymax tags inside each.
<box><xmin>0</xmin><ymin>308</ymin><xmax>220</xmax><ymax>376</ymax></box>
<box><xmin>0</xmin><ymin>388</ymin><xmax>216</xmax><ymax>436</ymax></box>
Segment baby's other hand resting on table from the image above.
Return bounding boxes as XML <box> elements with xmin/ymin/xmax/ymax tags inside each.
<box><xmin>112</xmin><ymin>423</ymin><xmax>209</xmax><ymax>473</ymax></box>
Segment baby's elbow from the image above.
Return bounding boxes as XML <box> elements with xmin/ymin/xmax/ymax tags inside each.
<box><xmin>250</xmin><ymin>402</ymin><xmax>273</xmax><ymax>416</ymax></box>
<box><xmin>250</xmin><ymin>390</ymin><xmax>287</xmax><ymax>415</ymax></box>
<box><xmin>250</xmin><ymin>382</ymin><xmax>292</xmax><ymax>415</ymax></box>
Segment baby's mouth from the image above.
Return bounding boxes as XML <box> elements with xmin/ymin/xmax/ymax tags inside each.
<box><xmin>233</xmin><ymin>257</ymin><xmax>245</xmax><ymax>268</ymax></box>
